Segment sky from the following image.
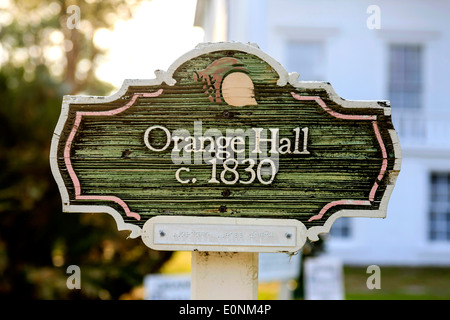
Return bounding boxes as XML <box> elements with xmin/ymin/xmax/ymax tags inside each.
<box><xmin>94</xmin><ymin>0</ymin><xmax>204</xmax><ymax>88</ymax></box>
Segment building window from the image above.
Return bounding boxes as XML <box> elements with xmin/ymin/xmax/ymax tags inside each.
<box><xmin>285</xmin><ymin>41</ymin><xmax>325</xmax><ymax>81</ymax></box>
<box><xmin>429</xmin><ymin>173</ymin><xmax>450</xmax><ymax>242</ymax></box>
<box><xmin>330</xmin><ymin>217</ymin><xmax>351</xmax><ymax>239</ymax></box>
<box><xmin>388</xmin><ymin>44</ymin><xmax>422</xmax><ymax>109</ymax></box>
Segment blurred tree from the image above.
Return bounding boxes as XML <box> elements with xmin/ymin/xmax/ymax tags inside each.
<box><xmin>0</xmin><ymin>0</ymin><xmax>173</xmax><ymax>299</ymax></box>
<box><xmin>293</xmin><ymin>238</ymin><xmax>325</xmax><ymax>300</ymax></box>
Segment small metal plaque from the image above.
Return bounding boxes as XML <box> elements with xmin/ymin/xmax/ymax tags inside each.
<box><xmin>142</xmin><ymin>216</ymin><xmax>306</xmax><ymax>252</ymax></box>
<box><xmin>154</xmin><ymin>223</ymin><xmax>296</xmax><ymax>247</ymax></box>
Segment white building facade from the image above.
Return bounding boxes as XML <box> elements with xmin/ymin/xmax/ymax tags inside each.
<box><xmin>195</xmin><ymin>0</ymin><xmax>450</xmax><ymax>265</ymax></box>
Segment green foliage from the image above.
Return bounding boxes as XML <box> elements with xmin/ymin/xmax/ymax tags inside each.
<box><xmin>344</xmin><ymin>266</ymin><xmax>450</xmax><ymax>300</ymax></box>
<box><xmin>0</xmin><ymin>0</ymin><xmax>173</xmax><ymax>299</ymax></box>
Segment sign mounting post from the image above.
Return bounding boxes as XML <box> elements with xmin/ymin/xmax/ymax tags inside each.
<box><xmin>50</xmin><ymin>42</ymin><xmax>401</xmax><ymax>299</ymax></box>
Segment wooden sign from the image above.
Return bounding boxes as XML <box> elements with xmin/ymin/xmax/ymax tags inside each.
<box><xmin>50</xmin><ymin>42</ymin><xmax>401</xmax><ymax>252</ymax></box>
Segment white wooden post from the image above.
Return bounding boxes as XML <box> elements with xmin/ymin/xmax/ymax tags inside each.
<box><xmin>190</xmin><ymin>251</ymin><xmax>259</xmax><ymax>300</ymax></box>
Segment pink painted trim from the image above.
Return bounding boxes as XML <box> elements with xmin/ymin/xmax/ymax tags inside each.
<box><xmin>309</xmin><ymin>200</ymin><xmax>371</xmax><ymax>222</ymax></box>
<box><xmin>291</xmin><ymin>92</ymin><xmax>388</xmax><ymax>222</ymax></box>
<box><xmin>291</xmin><ymin>92</ymin><xmax>376</xmax><ymax>121</ymax></box>
<box><xmin>369</xmin><ymin>121</ymin><xmax>388</xmax><ymax>202</ymax></box>
<box><xmin>64</xmin><ymin>89</ymin><xmax>163</xmax><ymax>221</ymax></box>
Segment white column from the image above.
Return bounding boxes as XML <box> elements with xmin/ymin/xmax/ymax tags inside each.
<box><xmin>191</xmin><ymin>251</ymin><xmax>259</xmax><ymax>300</ymax></box>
